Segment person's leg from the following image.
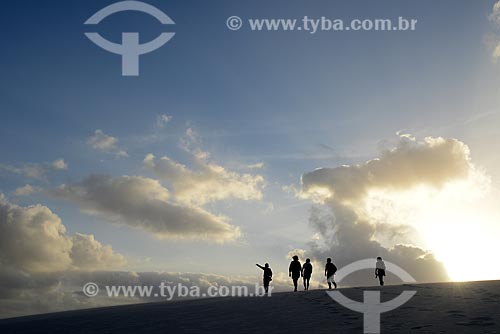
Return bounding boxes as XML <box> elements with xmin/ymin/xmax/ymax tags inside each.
<box><xmin>303</xmin><ymin>277</ymin><xmax>307</xmax><ymax>290</ymax></box>
<box><xmin>333</xmin><ymin>280</ymin><xmax>337</xmax><ymax>289</ymax></box>
<box><xmin>328</xmin><ymin>281</ymin><xmax>332</xmax><ymax>289</ymax></box>
<box><xmin>306</xmin><ymin>278</ymin><xmax>310</xmax><ymax>290</ymax></box>
<box><xmin>293</xmin><ymin>278</ymin><xmax>298</xmax><ymax>291</ymax></box>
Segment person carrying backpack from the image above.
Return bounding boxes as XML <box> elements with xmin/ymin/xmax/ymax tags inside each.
<box><xmin>375</xmin><ymin>257</ymin><xmax>386</xmax><ymax>286</ymax></box>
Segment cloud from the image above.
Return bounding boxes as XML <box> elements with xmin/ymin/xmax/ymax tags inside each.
<box><xmin>51</xmin><ymin>158</ymin><xmax>68</xmax><ymax>170</ymax></box>
<box><xmin>0</xmin><ymin>159</ymin><xmax>68</xmax><ymax>181</ymax></box>
<box><xmin>52</xmin><ymin>175</ymin><xmax>241</xmax><ymax>242</ymax></box>
<box><xmin>143</xmin><ymin>129</ymin><xmax>265</xmax><ymax>206</ymax></box>
<box><xmin>489</xmin><ymin>1</ymin><xmax>500</xmax><ymax>27</ymax></box>
<box><xmin>156</xmin><ymin>114</ymin><xmax>172</xmax><ymax>128</ymax></box>
<box><xmin>306</xmin><ymin>205</ymin><xmax>449</xmax><ymax>285</ymax></box>
<box><xmin>299</xmin><ymin>135</ymin><xmax>477</xmax><ymax>284</ymax></box>
<box><xmin>144</xmin><ymin>153</ymin><xmax>265</xmax><ymax>206</ymax></box>
<box><xmin>0</xmin><ymin>269</ymin><xmax>291</xmax><ymax>319</ymax></box>
<box><xmin>14</xmin><ymin>184</ymin><xmax>41</xmax><ymax>196</ymax></box>
<box><xmin>302</xmin><ymin>136</ymin><xmax>471</xmax><ymax>203</ymax></box>
<box><xmin>493</xmin><ymin>43</ymin><xmax>500</xmax><ymax>63</ymax></box>
<box><xmin>0</xmin><ymin>199</ymin><xmax>73</xmax><ymax>272</ymax></box>
<box><xmin>70</xmin><ymin>233</ymin><xmax>127</xmax><ymax>270</ymax></box>
<box><xmin>488</xmin><ymin>1</ymin><xmax>500</xmax><ymax>62</ymax></box>
<box><xmin>0</xmin><ymin>196</ymin><xmax>129</xmax><ymax>318</ymax></box>
<box><xmin>246</xmin><ymin>162</ymin><xmax>265</xmax><ymax>170</ymax></box>
<box><xmin>0</xmin><ymin>196</ymin><xmax>126</xmax><ymax>273</ymax></box>
<box><xmin>87</xmin><ymin>130</ymin><xmax>128</xmax><ymax>158</ymax></box>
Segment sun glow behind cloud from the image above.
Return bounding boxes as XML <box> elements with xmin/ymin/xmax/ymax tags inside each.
<box><xmin>364</xmin><ymin>173</ymin><xmax>500</xmax><ymax>282</ymax></box>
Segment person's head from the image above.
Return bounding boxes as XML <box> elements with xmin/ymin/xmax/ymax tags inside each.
<box><xmin>292</xmin><ymin>255</ymin><xmax>299</xmax><ymax>261</ymax></box>
<box><xmin>306</xmin><ymin>258</ymin><xmax>311</xmax><ymax>263</ymax></box>
<box><xmin>265</xmin><ymin>263</ymin><xmax>269</xmax><ymax>268</ymax></box>
<box><xmin>327</xmin><ymin>258</ymin><xmax>331</xmax><ymax>263</ymax></box>
<box><xmin>377</xmin><ymin>256</ymin><xmax>382</xmax><ymax>261</ymax></box>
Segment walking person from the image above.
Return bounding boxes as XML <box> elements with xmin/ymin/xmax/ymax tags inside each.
<box><xmin>324</xmin><ymin>258</ymin><xmax>337</xmax><ymax>290</ymax></box>
<box><xmin>256</xmin><ymin>263</ymin><xmax>273</xmax><ymax>293</ymax></box>
<box><xmin>289</xmin><ymin>255</ymin><xmax>302</xmax><ymax>292</ymax></box>
<box><xmin>302</xmin><ymin>258</ymin><xmax>313</xmax><ymax>290</ymax></box>
<box><xmin>375</xmin><ymin>256</ymin><xmax>386</xmax><ymax>286</ymax></box>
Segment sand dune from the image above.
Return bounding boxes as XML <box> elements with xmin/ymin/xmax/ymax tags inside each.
<box><xmin>1</xmin><ymin>280</ymin><xmax>499</xmax><ymax>333</ymax></box>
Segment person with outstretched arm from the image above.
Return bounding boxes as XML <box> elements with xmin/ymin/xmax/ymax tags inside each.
<box><xmin>375</xmin><ymin>257</ymin><xmax>386</xmax><ymax>286</ymax></box>
<box><xmin>289</xmin><ymin>255</ymin><xmax>302</xmax><ymax>292</ymax></box>
<box><xmin>256</xmin><ymin>263</ymin><xmax>273</xmax><ymax>293</ymax></box>
<box><xmin>324</xmin><ymin>258</ymin><xmax>337</xmax><ymax>290</ymax></box>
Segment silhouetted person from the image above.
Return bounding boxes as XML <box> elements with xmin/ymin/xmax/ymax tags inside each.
<box><xmin>375</xmin><ymin>256</ymin><xmax>386</xmax><ymax>286</ymax></box>
<box><xmin>289</xmin><ymin>255</ymin><xmax>302</xmax><ymax>292</ymax></box>
<box><xmin>302</xmin><ymin>258</ymin><xmax>313</xmax><ymax>290</ymax></box>
<box><xmin>324</xmin><ymin>258</ymin><xmax>337</xmax><ymax>289</ymax></box>
<box><xmin>256</xmin><ymin>263</ymin><xmax>273</xmax><ymax>293</ymax></box>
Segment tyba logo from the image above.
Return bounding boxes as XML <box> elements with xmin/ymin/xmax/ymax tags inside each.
<box><xmin>84</xmin><ymin>1</ymin><xmax>175</xmax><ymax>76</ymax></box>
<box><xmin>326</xmin><ymin>259</ymin><xmax>417</xmax><ymax>334</ymax></box>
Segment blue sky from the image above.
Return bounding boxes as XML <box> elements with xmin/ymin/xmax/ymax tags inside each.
<box><xmin>2</xmin><ymin>0</ymin><xmax>500</xmax><ymax>281</ymax></box>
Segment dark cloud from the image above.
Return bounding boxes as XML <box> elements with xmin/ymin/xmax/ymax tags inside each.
<box><xmin>306</xmin><ymin>205</ymin><xmax>449</xmax><ymax>286</ymax></box>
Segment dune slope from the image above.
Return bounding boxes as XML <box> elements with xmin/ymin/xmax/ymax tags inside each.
<box><xmin>1</xmin><ymin>280</ymin><xmax>499</xmax><ymax>333</ymax></box>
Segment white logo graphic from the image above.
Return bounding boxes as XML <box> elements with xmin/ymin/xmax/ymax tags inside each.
<box><xmin>84</xmin><ymin>1</ymin><xmax>175</xmax><ymax>76</ymax></box>
<box><xmin>327</xmin><ymin>259</ymin><xmax>417</xmax><ymax>334</ymax></box>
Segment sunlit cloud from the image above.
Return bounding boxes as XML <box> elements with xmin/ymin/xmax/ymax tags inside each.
<box><xmin>0</xmin><ymin>196</ymin><xmax>126</xmax><ymax>273</ymax></box>
<box><xmin>298</xmin><ymin>135</ymin><xmax>488</xmax><ymax>284</ymax></box>
<box><xmin>143</xmin><ymin>128</ymin><xmax>265</xmax><ymax>206</ymax></box>
<box><xmin>87</xmin><ymin>130</ymin><xmax>128</xmax><ymax>158</ymax></box>
<box><xmin>51</xmin><ymin>175</ymin><xmax>241</xmax><ymax>242</ymax></box>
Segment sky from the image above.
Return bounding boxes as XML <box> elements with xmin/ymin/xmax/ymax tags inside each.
<box><xmin>2</xmin><ymin>0</ymin><xmax>500</xmax><ymax>318</ymax></box>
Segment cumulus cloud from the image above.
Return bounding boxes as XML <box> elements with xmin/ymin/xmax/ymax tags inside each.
<box><xmin>0</xmin><ymin>197</ymin><xmax>126</xmax><ymax>273</ymax></box>
<box><xmin>52</xmin><ymin>175</ymin><xmax>240</xmax><ymax>242</ymax></box>
<box><xmin>0</xmin><ymin>159</ymin><xmax>68</xmax><ymax>181</ymax></box>
<box><xmin>302</xmin><ymin>136</ymin><xmax>471</xmax><ymax>203</ymax></box>
<box><xmin>70</xmin><ymin>233</ymin><xmax>127</xmax><ymax>270</ymax></box>
<box><xmin>0</xmin><ymin>196</ymin><xmax>129</xmax><ymax>318</ymax></box>
<box><xmin>87</xmin><ymin>130</ymin><xmax>128</xmax><ymax>158</ymax></box>
<box><xmin>0</xmin><ymin>200</ymin><xmax>73</xmax><ymax>272</ymax></box>
<box><xmin>305</xmin><ymin>206</ymin><xmax>448</xmax><ymax>285</ymax></box>
<box><xmin>299</xmin><ymin>135</ymin><xmax>477</xmax><ymax>284</ymax></box>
